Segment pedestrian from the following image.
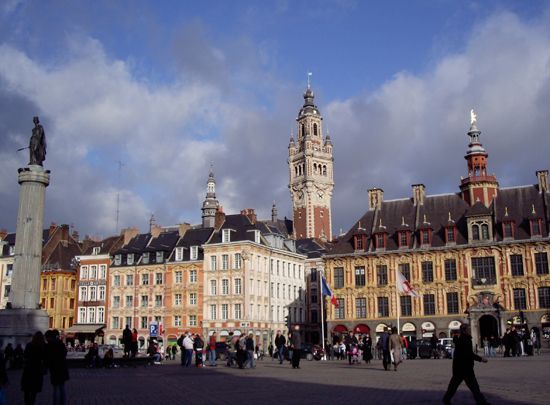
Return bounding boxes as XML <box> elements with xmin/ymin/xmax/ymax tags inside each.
<box><xmin>290</xmin><ymin>325</ymin><xmax>302</xmax><ymax>369</ymax></box>
<box><xmin>45</xmin><ymin>330</ymin><xmax>69</xmax><ymax>405</ymax></box>
<box><xmin>442</xmin><ymin>324</ymin><xmax>489</xmax><ymax>405</ymax></box>
<box><xmin>274</xmin><ymin>330</ymin><xmax>286</xmax><ymax>364</ymax></box>
<box><xmin>268</xmin><ymin>342</ymin><xmax>274</xmax><ymax>359</ymax></box>
<box><xmin>389</xmin><ymin>327</ymin><xmax>402</xmax><ymax>371</ymax></box>
<box><xmin>3</xmin><ymin>344</ymin><xmax>13</xmax><ymax>370</ymax></box>
<box><xmin>177</xmin><ymin>334</ymin><xmax>185</xmax><ymax>366</ymax></box>
<box><xmin>21</xmin><ymin>331</ymin><xmax>46</xmax><ymax>405</ymax></box>
<box><xmin>362</xmin><ymin>334</ymin><xmax>373</xmax><ymax>364</ymax></box>
<box><xmin>193</xmin><ymin>334</ymin><xmax>204</xmax><ymax>367</ymax></box>
<box><xmin>122</xmin><ymin>325</ymin><xmax>132</xmax><ymax>358</ymax></box>
<box><xmin>0</xmin><ymin>341</ymin><xmax>8</xmax><ymax>405</ymax></box>
<box><xmin>380</xmin><ymin>327</ymin><xmax>391</xmax><ymax>371</ymax></box>
<box><xmin>245</xmin><ymin>333</ymin><xmax>255</xmax><ymax>368</ymax></box>
<box><xmin>171</xmin><ymin>344</ymin><xmax>177</xmax><ymax>360</ymax></box>
<box><xmin>237</xmin><ymin>334</ymin><xmax>247</xmax><ymax>369</ymax></box>
<box><xmin>208</xmin><ymin>332</ymin><xmax>217</xmax><ymax>366</ymax></box>
<box><xmin>183</xmin><ymin>333</ymin><xmax>194</xmax><ymax>367</ymax></box>
<box><xmin>131</xmin><ymin>328</ymin><xmax>139</xmax><ymax>358</ymax></box>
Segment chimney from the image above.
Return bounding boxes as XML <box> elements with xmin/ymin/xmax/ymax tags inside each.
<box><xmin>178</xmin><ymin>223</ymin><xmax>191</xmax><ymax>237</ymax></box>
<box><xmin>150</xmin><ymin>224</ymin><xmax>162</xmax><ymax>238</ymax></box>
<box><xmin>49</xmin><ymin>222</ymin><xmax>57</xmax><ymax>237</ymax></box>
<box><xmin>121</xmin><ymin>227</ymin><xmax>139</xmax><ymax>244</ymax></box>
<box><xmin>215</xmin><ymin>206</ymin><xmax>226</xmax><ymax>229</ymax></box>
<box><xmin>60</xmin><ymin>224</ymin><xmax>70</xmax><ymax>242</ymax></box>
<box><xmin>367</xmin><ymin>188</ymin><xmax>383</xmax><ymax>211</ymax></box>
<box><xmin>240</xmin><ymin>208</ymin><xmax>257</xmax><ymax>224</ymax></box>
<box><xmin>71</xmin><ymin>230</ymin><xmax>79</xmax><ymax>241</ymax></box>
<box><xmin>0</xmin><ymin>229</ymin><xmax>7</xmax><ymax>241</ymax></box>
<box><xmin>412</xmin><ymin>184</ymin><xmax>426</xmax><ymax>206</ymax></box>
<box><xmin>537</xmin><ymin>170</ymin><xmax>549</xmax><ymax>193</ymax></box>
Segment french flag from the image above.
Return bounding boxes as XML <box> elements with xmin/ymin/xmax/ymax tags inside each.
<box><xmin>321</xmin><ymin>276</ymin><xmax>339</xmax><ymax>307</ymax></box>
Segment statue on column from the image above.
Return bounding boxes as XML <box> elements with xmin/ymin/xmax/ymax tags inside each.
<box><xmin>29</xmin><ymin>116</ymin><xmax>46</xmax><ymax>166</ymax></box>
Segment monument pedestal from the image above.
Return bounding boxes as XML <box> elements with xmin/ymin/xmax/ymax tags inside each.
<box><xmin>0</xmin><ymin>308</ymin><xmax>49</xmax><ymax>347</ymax></box>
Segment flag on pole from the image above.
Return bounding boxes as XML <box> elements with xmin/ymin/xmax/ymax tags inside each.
<box><xmin>321</xmin><ymin>276</ymin><xmax>339</xmax><ymax>307</ymax></box>
<box><xmin>396</xmin><ymin>270</ymin><xmax>419</xmax><ymax>297</ymax></box>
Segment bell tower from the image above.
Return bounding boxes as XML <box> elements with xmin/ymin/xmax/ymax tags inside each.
<box><xmin>201</xmin><ymin>168</ymin><xmax>219</xmax><ymax>228</ymax></box>
<box><xmin>288</xmin><ymin>81</ymin><xmax>334</xmax><ymax>240</ymax></box>
<box><xmin>459</xmin><ymin>110</ymin><xmax>499</xmax><ymax>206</ymax></box>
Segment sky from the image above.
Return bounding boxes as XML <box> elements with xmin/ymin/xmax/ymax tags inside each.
<box><xmin>1</xmin><ymin>0</ymin><xmax>550</xmax><ymax>240</ymax></box>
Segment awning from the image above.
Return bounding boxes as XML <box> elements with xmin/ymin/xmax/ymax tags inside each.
<box><xmin>64</xmin><ymin>324</ymin><xmax>106</xmax><ymax>334</ymax></box>
<box><xmin>353</xmin><ymin>324</ymin><xmax>370</xmax><ymax>334</ymax></box>
<box><xmin>333</xmin><ymin>324</ymin><xmax>348</xmax><ymax>333</ymax></box>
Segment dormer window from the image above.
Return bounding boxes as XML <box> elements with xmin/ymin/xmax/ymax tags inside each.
<box><xmin>531</xmin><ymin>219</ymin><xmax>542</xmax><ymax>237</ymax></box>
<box><xmin>254</xmin><ymin>230</ymin><xmax>261</xmax><ymax>244</ymax></box>
<box><xmin>222</xmin><ymin>229</ymin><xmax>231</xmax><ymax>243</ymax></box>
<box><xmin>420</xmin><ymin>229</ymin><xmax>432</xmax><ymax>246</ymax></box>
<box><xmin>114</xmin><ymin>254</ymin><xmax>121</xmax><ymax>265</ymax></box>
<box><xmin>142</xmin><ymin>252</ymin><xmax>150</xmax><ymax>264</ymax></box>
<box><xmin>175</xmin><ymin>247</ymin><xmax>184</xmax><ymax>262</ymax></box>
<box><xmin>156</xmin><ymin>251</ymin><xmax>164</xmax><ymax>263</ymax></box>
<box><xmin>190</xmin><ymin>246</ymin><xmax>198</xmax><ymax>261</ymax></box>
<box><xmin>9</xmin><ymin>246</ymin><xmax>14</xmax><ymax>256</ymax></box>
<box><xmin>92</xmin><ymin>247</ymin><xmax>100</xmax><ymax>255</ymax></box>
<box><xmin>375</xmin><ymin>233</ymin><xmax>386</xmax><ymax>250</ymax></box>
<box><xmin>354</xmin><ymin>235</ymin><xmax>366</xmax><ymax>250</ymax></box>
<box><xmin>468</xmin><ymin>218</ymin><xmax>492</xmax><ymax>243</ymax></box>
<box><xmin>446</xmin><ymin>226</ymin><xmax>456</xmax><ymax>244</ymax></box>
<box><xmin>502</xmin><ymin>221</ymin><xmax>514</xmax><ymax>239</ymax></box>
<box><xmin>127</xmin><ymin>254</ymin><xmax>134</xmax><ymax>265</ymax></box>
<box><xmin>398</xmin><ymin>231</ymin><xmax>410</xmax><ymax>248</ymax></box>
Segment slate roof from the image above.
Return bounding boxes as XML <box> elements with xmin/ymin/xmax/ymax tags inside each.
<box><xmin>42</xmin><ymin>241</ymin><xmax>81</xmax><ymax>273</ymax></box>
<box><xmin>81</xmin><ymin>235</ymin><xmax>123</xmax><ymax>255</ymax></box>
<box><xmin>330</xmin><ymin>184</ymin><xmax>549</xmax><ymax>256</ymax></box>
<box><xmin>169</xmin><ymin>227</ymin><xmax>214</xmax><ymax>261</ymax></box>
<box><xmin>296</xmin><ymin>238</ymin><xmax>328</xmax><ymax>258</ymax></box>
<box><xmin>207</xmin><ymin>214</ymin><xmax>265</xmax><ymax>245</ymax></box>
<box><xmin>1</xmin><ymin>233</ymin><xmax>16</xmax><ymax>256</ymax></box>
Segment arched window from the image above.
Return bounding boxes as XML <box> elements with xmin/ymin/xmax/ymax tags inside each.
<box><xmin>472</xmin><ymin>224</ymin><xmax>480</xmax><ymax>240</ymax></box>
<box><xmin>301</xmin><ymin>124</ymin><xmax>305</xmax><ymax>136</ymax></box>
<box><xmin>481</xmin><ymin>224</ymin><xmax>489</xmax><ymax>240</ymax></box>
<box><xmin>323</xmin><ymin>165</ymin><xmax>327</xmax><ymax>176</ymax></box>
<box><xmin>295</xmin><ymin>166</ymin><xmax>298</xmax><ymax>176</ymax></box>
<box><xmin>313</xmin><ymin>163</ymin><xmax>317</xmax><ymax>174</ymax></box>
<box><xmin>313</xmin><ymin>123</ymin><xmax>318</xmax><ymax>136</ymax></box>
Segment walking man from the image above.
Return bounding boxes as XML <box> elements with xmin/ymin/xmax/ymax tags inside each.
<box><xmin>208</xmin><ymin>332</ymin><xmax>217</xmax><ymax>366</ymax></box>
<box><xmin>274</xmin><ymin>330</ymin><xmax>286</xmax><ymax>364</ymax></box>
<box><xmin>290</xmin><ymin>325</ymin><xmax>302</xmax><ymax>369</ymax></box>
<box><xmin>442</xmin><ymin>324</ymin><xmax>490</xmax><ymax>405</ymax></box>
<box><xmin>380</xmin><ymin>327</ymin><xmax>391</xmax><ymax>371</ymax></box>
<box><xmin>182</xmin><ymin>333</ymin><xmax>194</xmax><ymax>367</ymax></box>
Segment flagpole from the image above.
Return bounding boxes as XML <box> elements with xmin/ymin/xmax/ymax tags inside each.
<box><xmin>396</xmin><ymin>268</ymin><xmax>400</xmax><ymax>334</ymax></box>
<box><xmin>320</xmin><ymin>271</ymin><xmax>326</xmax><ymax>360</ymax></box>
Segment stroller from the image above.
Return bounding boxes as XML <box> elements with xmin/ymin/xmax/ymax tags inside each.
<box><xmin>349</xmin><ymin>344</ymin><xmax>360</xmax><ymax>364</ymax></box>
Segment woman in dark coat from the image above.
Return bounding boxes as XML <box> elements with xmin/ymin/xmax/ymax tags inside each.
<box><xmin>362</xmin><ymin>334</ymin><xmax>373</xmax><ymax>364</ymax></box>
<box><xmin>45</xmin><ymin>329</ymin><xmax>69</xmax><ymax>405</ymax></box>
<box><xmin>21</xmin><ymin>331</ymin><xmax>46</xmax><ymax>405</ymax></box>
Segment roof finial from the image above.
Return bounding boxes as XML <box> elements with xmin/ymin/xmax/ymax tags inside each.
<box><xmin>448</xmin><ymin>211</ymin><xmax>452</xmax><ymax>222</ymax></box>
<box><xmin>504</xmin><ymin>206</ymin><xmax>509</xmax><ymax>217</ymax></box>
<box><xmin>423</xmin><ymin>214</ymin><xmax>428</xmax><ymax>224</ymax></box>
<box><xmin>532</xmin><ymin>204</ymin><xmax>536</xmax><ymax>214</ymax></box>
<box><xmin>379</xmin><ymin>218</ymin><xmax>383</xmax><ymax>228</ymax></box>
<box><xmin>470</xmin><ymin>109</ymin><xmax>477</xmax><ymax>126</ymax></box>
<box><xmin>401</xmin><ymin>216</ymin><xmax>405</xmax><ymax>226</ymax></box>
<box><xmin>307</xmin><ymin>71</ymin><xmax>312</xmax><ymax>89</ymax></box>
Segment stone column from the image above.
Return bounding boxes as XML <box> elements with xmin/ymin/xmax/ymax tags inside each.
<box><xmin>0</xmin><ymin>165</ymin><xmax>50</xmax><ymax>346</ymax></box>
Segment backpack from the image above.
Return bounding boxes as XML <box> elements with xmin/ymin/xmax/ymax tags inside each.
<box><xmin>177</xmin><ymin>336</ymin><xmax>184</xmax><ymax>347</ymax></box>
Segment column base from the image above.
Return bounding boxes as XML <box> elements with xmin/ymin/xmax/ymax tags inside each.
<box><xmin>0</xmin><ymin>308</ymin><xmax>49</xmax><ymax>347</ymax></box>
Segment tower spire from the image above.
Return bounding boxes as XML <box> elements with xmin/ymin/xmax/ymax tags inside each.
<box><xmin>202</xmin><ymin>166</ymin><xmax>219</xmax><ymax>228</ymax></box>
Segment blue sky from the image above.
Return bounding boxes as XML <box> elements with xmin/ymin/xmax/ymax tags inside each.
<box><xmin>1</xmin><ymin>0</ymin><xmax>550</xmax><ymax>238</ymax></box>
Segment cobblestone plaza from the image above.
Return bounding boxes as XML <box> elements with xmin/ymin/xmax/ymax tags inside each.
<box><xmin>4</xmin><ymin>355</ymin><xmax>549</xmax><ymax>404</ymax></box>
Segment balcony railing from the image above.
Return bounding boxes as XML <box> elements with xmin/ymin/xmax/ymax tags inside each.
<box><xmin>471</xmin><ymin>277</ymin><xmax>497</xmax><ymax>286</ymax></box>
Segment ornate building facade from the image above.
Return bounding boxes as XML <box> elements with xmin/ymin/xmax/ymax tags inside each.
<box><xmin>288</xmin><ymin>85</ymin><xmax>334</xmax><ymax>240</ymax></box>
<box><xmin>324</xmin><ymin>114</ymin><xmax>550</xmax><ymax>346</ymax></box>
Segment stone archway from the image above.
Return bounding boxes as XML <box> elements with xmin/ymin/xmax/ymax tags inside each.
<box><xmin>479</xmin><ymin>314</ymin><xmax>498</xmax><ymax>341</ymax></box>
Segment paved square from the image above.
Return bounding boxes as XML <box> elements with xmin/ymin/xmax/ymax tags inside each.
<box><xmin>4</xmin><ymin>355</ymin><xmax>549</xmax><ymax>404</ymax></box>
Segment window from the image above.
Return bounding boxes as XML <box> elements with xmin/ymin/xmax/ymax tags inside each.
<box><xmin>221</xmin><ymin>304</ymin><xmax>228</xmax><ymax>320</ymax></box>
<box><xmin>113</xmin><ymin>296</ymin><xmax>120</xmax><ymax>308</ymax></box>
<box><xmin>125</xmin><ymin>317</ymin><xmax>132</xmax><ymax>328</ymax></box>
<box><xmin>377</xmin><ymin>265</ymin><xmax>388</xmax><ymax>286</ymax></box>
<box><xmin>175</xmin><ymin>247</ymin><xmax>183</xmax><ymax>262</ymax></box>
<box><xmin>510</xmin><ymin>255</ymin><xmax>524</xmax><ymax>277</ymax></box>
<box><xmin>254</xmin><ymin>230</ymin><xmax>261</xmax><ymax>244</ymax></box>
<box><xmin>42</xmin><ymin>279</ymin><xmax>47</xmax><ymax>290</ymax></box>
<box><xmin>189</xmin><ymin>270</ymin><xmax>197</xmax><ymax>283</ymax></box>
<box><xmin>513</xmin><ymin>288</ymin><xmax>527</xmax><ymax>310</ymax></box>
<box><xmin>155</xmin><ymin>295</ymin><xmax>162</xmax><ymax>307</ymax></box>
<box><xmin>378</xmin><ymin>297</ymin><xmax>389</xmax><ymax>317</ymax></box>
<box><xmin>80</xmin><ymin>266</ymin><xmax>88</xmax><ymax>280</ymax></box>
<box><xmin>503</xmin><ymin>222</ymin><xmax>513</xmax><ymax>238</ymax></box>
<box><xmin>471</xmin><ymin>257</ymin><xmax>497</xmax><ymax>284</ymax></box>
<box><xmin>92</xmin><ymin>246</ymin><xmax>100</xmax><ymax>255</ymax></box>
<box><xmin>355</xmin><ymin>236</ymin><xmax>363</xmax><ymax>250</ymax></box>
<box><xmin>311</xmin><ymin>268</ymin><xmax>317</xmax><ymax>282</ymax></box>
<box><xmin>334</xmin><ymin>267</ymin><xmax>344</xmax><ymax>288</ymax></box>
<box><xmin>141</xmin><ymin>274</ymin><xmax>149</xmax><ymax>285</ymax></box>
<box><xmin>311</xmin><ymin>310</ymin><xmax>318</xmax><ymax>323</ymax></box>
<box><xmin>399</xmin><ymin>263</ymin><xmax>410</xmax><ymax>281</ymax></box>
<box><xmin>98</xmin><ymin>286</ymin><xmax>105</xmax><ymax>301</ymax></box>
<box><xmin>127</xmin><ymin>254</ymin><xmax>134</xmax><ymax>265</ymax></box>
<box><xmin>79</xmin><ymin>286</ymin><xmax>87</xmax><ymax>301</ymax></box>
<box><xmin>222</xmin><ymin>229</ymin><xmax>231</xmax><ymax>243</ymax></box>
<box><xmin>141</xmin><ymin>316</ymin><xmax>148</xmax><ymax>329</ymax></box>
<box><xmin>233</xmin><ymin>278</ymin><xmax>242</xmax><ymax>295</ymax></box>
<box><xmin>51</xmin><ymin>278</ymin><xmax>56</xmax><ymax>290</ymax></box>
<box><xmin>222</xmin><ymin>279</ymin><xmax>229</xmax><ymax>295</ymax></box>
<box><xmin>97</xmin><ymin>307</ymin><xmax>105</xmax><ymax>323</ymax></box>
<box><xmin>210</xmin><ymin>305</ymin><xmax>217</xmax><ymax>320</ymax></box>
<box><xmin>355</xmin><ymin>267</ymin><xmax>366</xmax><ymax>286</ymax></box>
<box><xmin>189</xmin><ymin>293</ymin><xmax>197</xmax><ymax>305</ymax></box>
<box><xmin>422</xmin><ymin>261</ymin><xmax>434</xmax><ymax>283</ymax></box>
<box><xmin>531</xmin><ymin>219</ymin><xmax>542</xmax><ymax>236</ymax></box>
<box><xmin>446</xmin><ymin>227</ymin><xmax>455</xmax><ymax>243</ymax></box>
<box><xmin>356</xmin><ymin>298</ymin><xmax>367</xmax><ymax>318</ymax></box>
<box><xmin>126</xmin><ymin>275</ymin><xmax>133</xmax><ymax>286</ymax></box>
<box><xmin>175</xmin><ymin>271</ymin><xmax>182</xmax><ymax>284</ymax></box>
<box><xmin>210</xmin><ymin>280</ymin><xmax>217</xmax><ymax>295</ymax></box>
<box><xmin>5</xmin><ymin>263</ymin><xmax>13</xmax><ymax>277</ymax></box>
<box><xmin>399</xmin><ymin>231</ymin><xmax>408</xmax><ymax>248</ymax></box>
<box><xmin>142</xmin><ymin>252</ymin><xmax>150</xmax><ymax>264</ymax></box>
<box><xmin>174</xmin><ymin>294</ymin><xmax>182</xmax><ymax>306</ymax></box>
<box><xmin>113</xmin><ymin>275</ymin><xmax>120</xmax><ymax>286</ymax></box>
<box><xmin>88</xmin><ymin>307</ymin><xmax>96</xmax><ymax>323</ymax></box>
<box><xmin>447</xmin><ymin>292</ymin><xmax>459</xmax><ymax>314</ymax></box>
<box><xmin>444</xmin><ymin>259</ymin><xmax>457</xmax><ymax>281</ymax></box>
<box><xmin>190</xmin><ymin>246</ymin><xmax>199</xmax><ymax>261</ymax></box>
<box><xmin>222</xmin><ymin>254</ymin><xmax>229</xmax><ymax>270</ymax></box>
<box><xmin>174</xmin><ymin>315</ymin><xmax>182</xmax><ymax>327</ymax></box>
<box><xmin>535</xmin><ymin>252</ymin><xmax>549</xmax><ymax>275</ymax></box>
<box><xmin>423</xmin><ymin>294</ymin><xmax>435</xmax><ymax>315</ymax></box>
<box><xmin>114</xmin><ymin>255</ymin><xmax>121</xmax><ymax>265</ymax></box>
<box><xmin>141</xmin><ymin>295</ymin><xmax>148</xmax><ymax>308</ymax></box>
<box><xmin>99</xmin><ymin>265</ymin><xmax>106</xmax><ymax>280</ymax></box>
<box><xmin>400</xmin><ymin>296</ymin><xmax>412</xmax><ymax>316</ymax></box>
<box><xmin>155</xmin><ymin>273</ymin><xmax>163</xmax><ymax>285</ymax></box>
<box><xmin>538</xmin><ymin>287</ymin><xmax>550</xmax><ymax>308</ymax></box>
<box><xmin>421</xmin><ymin>230</ymin><xmax>430</xmax><ymax>245</ymax></box>
<box><xmin>235</xmin><ymin>303</ymin><xmax>241</xmax><ymax>319</ymax></box>
<box><xmin>235</xmin><ymin>253</ymin><xmax>242</xmax><ymax>269</ymax></box>
<box><xmin>89</xmin><ymin>286</ymin><xmax>96</xmax><ymax>301</ymax></box>
<box><xmin>335</xmin><ymin>299</ymin><xmax>345</xmax><ymax>319</ymax></box>
<box><xmin>156</xmin><ymin>251</ymin><xmax>164</xmax><ymax>263</ymax></box>
<box><xmin>125</xmin><ymin>295</ymin><xmax>133</xmax><ymax>308</ymax></box>
<box><xmin>376</xmin><ymin>233</ymin><xmax>385</xmax><ymax>249</ymax></box>
<box><xmin>189</xmin><ymin>315</ymin><xmax>197</xmax><ymax>326</ymax></box>
<box><xmin>90</xmin><ymin>266</ymin><xmax>97</xmax><ymax>279</ymax></box>
<box><xmin>78</xmin><ymin>308</ymin><xmax>86</xmax><ymax>323</ymax></box>
<box><xmin>211</xmin><ymin>256</ymin><xmax>217</xmax><ymax>271</ymax></box>
<box><xmin>69</xmin><ymin>298</ymin><xmax>75</xmax><ymax>309</ymax></box>
<box><xmin>112</xmin><ymin>317</ymin><xmax>120</xmax><ymax>329</ymax></box>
